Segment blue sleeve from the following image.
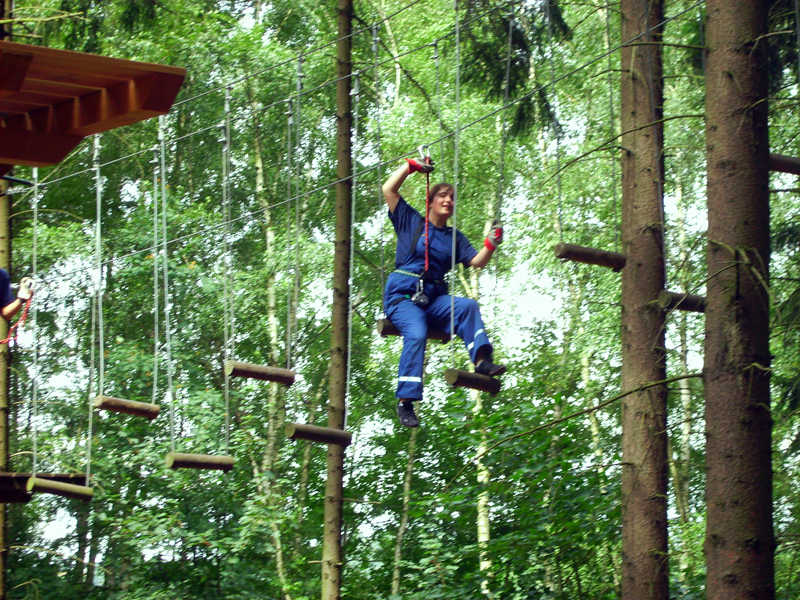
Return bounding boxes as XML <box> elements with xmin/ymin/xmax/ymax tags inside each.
<box><xmin>388</xmin><ymin>196</ymin><xmax>424</xmax><ymax>267</ymax></box>
<box><xmin>456</xmin><ymin>230</ymin><xmax>478</xmax><ymax>267</ymax></box>
<box><xmin>0</xmin><ymin>269</ymin><xmax>14</xmax><ymax>308</ymax></box>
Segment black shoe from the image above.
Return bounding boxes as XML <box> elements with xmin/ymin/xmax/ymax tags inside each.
<box><xmin>475</xmin><ymin>359</ymin><xmax>506</xmax><ymax>377</ymax></box>
<box><xmin>397</xmin><ymin>401</ymin><xmax>419</xmax><ymax>428</ymax></box>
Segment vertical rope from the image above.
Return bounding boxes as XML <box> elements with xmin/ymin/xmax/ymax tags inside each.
<box><xmin>345</xmin><ymin>73</ymin><xmax>360</xmax><ymax>430</ymax></box>
<box><xmin>151</xmin><ymin>148</ymin><xmax>160</xmax><ymax>406</ymax></box>
<box><xmin>450</xmin><ymin>0</ymin><xmax>461</xmax><ymax>367</ymax></box>
<box><xmin>285</xmin><ymin>99</ymin><xmax>294</xmax><ymax>369</ymax></box>
<box><xmin>604</xmin><ymin>1</ymin><xmax>620</xmax><ymax>251</ymax></box>
<box><xmin>88</xmin><ymin>135</ymin><xmax>104</xmax><ymax>483</ymax></box>
<box><xmin>373</xmin><ymin>25</ymin><xmax>387</xmax><ymax>307</ymax></box>
<box><xmin>794</xmin><ymin>0</ymin><xmax>800</xmax><ymax>110</ymax></box>
<box><xmin>221</xmin><ymin>87</ymin><xmax>233</xmax><ymax>455</ymax></box>
<box><xmin>496</xmin><ymin>4</ymin><xmax>514</xmax><ymax>216</ymax></box>
<box><xmin>31</xmin><ymin>168</ymin><xmax>39</xmax><ymax>478</ymax></box>
<box><xmin>546</xmin><ymin>0</ymin><xmax>565</xmax><ymax>243</ymax></box>
<box><xmin>159</xmin><ymin>115</ymin><xmax>177</xmax><ymax>454</ymax></box>
<box><xmin>433</xmin><ymin>42</ymin><xmax>445</xmax><ymax>178</ymax></box>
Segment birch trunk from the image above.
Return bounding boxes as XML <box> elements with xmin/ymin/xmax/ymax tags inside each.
<box><xmin>391</xmin><ymin>428</ymin><xmax>418</xmax><ymax>597</ymax></box>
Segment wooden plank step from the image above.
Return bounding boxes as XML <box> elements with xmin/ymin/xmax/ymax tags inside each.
<box><xmin>376</xmin><ymin>318</ymin><xmax>451</xmax><ymax>342</ymax></box>
<box><xmin>27</xmin><ymin>476</ymin><xmax>93</xmax><ymax>501</ymax></box>
<box><xmin>164</xmin><ymin>452</ymin><xmax>235</xmax><ymax>472</ymax></box>
<box><xmin>224</xmin><ymin>360</ymin><xmax>296</xmax><ymax>385</ymax></box>
<box><xmin>0</xmin><ymin>472</ymin><xmax>86</xmax><ymax>504</ymax></box>
<box><xmin>554</xmin><ymin>242</ymin><xmax>626</xmax><ymax>272</ymax></box>
<box><xmin>657</xmin><ymin>290</ymin><xmax>706</xmax><ymax>313</ymax></box>
<box><xmin>285</xmin><ymin>423</ymin><xmax>352</xmax><ymax>447</ymax></box>
<box><xmin>444</xmin><ymin>369</ymin><xmax>502</xmax><ymax>395</ymax></box>
<box><xmin>94</xmin><ymin>395</ymin><xmax>161</xmax><ymax>419</ymax></box>
<box><xmin>769</xmin><ymin>153</ymin><xmax>800</xmax><ymax>175</ymax></box>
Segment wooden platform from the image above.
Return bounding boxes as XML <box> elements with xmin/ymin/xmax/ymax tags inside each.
<box><xmin>444</xmin><ymin>369</ymin><xmax>502</xmax><ymax>395</ymax></box>
<box><xmin>554</xmin><ymin>242</ymin><xmax>626</xmax><ymax>272</ymax></box>
<box><xmin>376</xmin><ymin>318</ymin><xmax>451</xmax><ymax>343</ymax></box>
<box><xmin>0</xmin><ymin>472</ymin><xmax>88</xmax><ymax>503</ymax></box>
<box><xmin>224</xmin><ymin>360</ymin><xmax>296</xmax><ymax>385</ymax></box>
<box><xmin>0</xmin><ymin>40</ymin><xmax>185</xmax><ymax>177</ymax></box>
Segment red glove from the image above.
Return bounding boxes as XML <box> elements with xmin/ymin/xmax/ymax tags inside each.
<box><xmin>407</xmin><ymin>157</ymin><xmax>435</xmax><ymax>174</ymax></box>
<box><xmin>485</xmin><ymin>219</ymin><xmax>503</xmax><ymax>251</ymax></box>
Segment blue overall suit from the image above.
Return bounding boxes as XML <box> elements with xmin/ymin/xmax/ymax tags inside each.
<box><xmin>384</xmin><ymin>196</ymin><xmax>494</xmax><ymax>400</ymax></box>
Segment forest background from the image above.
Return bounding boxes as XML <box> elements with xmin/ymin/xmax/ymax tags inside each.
<box><xmin>2</xmin><ymin>0</ymin><xmax>800</xmax><ymax>598</ymax></box>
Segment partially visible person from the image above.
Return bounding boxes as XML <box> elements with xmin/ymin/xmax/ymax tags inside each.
<box><xmin>0</xmin><ymin>269</ymin><xmax>32</xmax><ymax>321</ymax></box>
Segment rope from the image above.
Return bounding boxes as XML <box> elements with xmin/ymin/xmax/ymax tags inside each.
<box><xmin>432</xmin><ymin>42</ymin><xmax>445</xmax><ymax>178</ymax></box>
<box><xmin>158</xmin><ymin>115</ymin><xmax>178</xmax><ymax>455</ymax></box>
<box><xmin>0</xmin><ymin>296</ymin><xmax>32</xmax><ymax>345</ymax></box>
<box><xmin>31</xmin><ymin>168</ymin><xmax>39</xmax><ymax>478</ymax></box>
<box><xmin>221</xmin><ymin>86</ymin><xmax>233</xmax><ymax>456</ymax></box>
<box><xmin>450</xmin><ymin>0</ymin><xmax>461</xmax><ymax>368</ymax></box>
<box><xmin>374</xmin><ymin>25</ymin><xmax>386</xmax><ymax>307</ymax></box>
<box><xmin>495</xmin><ymin>3</ymin><xmax>514</xmax><ymax>217</ymax></box>
<box><xmin>604</xmin><ymin>1</ymin><xmax>620</xmax><ymax>252</ymax></box>
<box><xmin>346</xmin><ymin>74</ymin><xmax>360</xmax><ymax>430</ymax></box>
<box><xmin>546</xmin><ymin>0</ymin><xmax>565</xmax><ymax>243</ymax></box>
<box><xmin>150</xmin><ymin>148</ymin><xmax>160</xmax><ymax>407</ymax></box>
<box><xmin>285</xmin><ymin>98</ymin><xmax>294</xmax><ymax>369</ymax></box>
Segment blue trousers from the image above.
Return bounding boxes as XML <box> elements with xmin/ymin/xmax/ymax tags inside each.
<box><xmin>386</xmin><ymin>295</ymin><xmax>492</xmax><ymax>400</ymax></box>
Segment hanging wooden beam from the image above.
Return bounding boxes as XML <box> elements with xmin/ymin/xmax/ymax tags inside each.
<box><xmin>94</xmin><ymin>395</ymin><xmax>161</xmax><ymax>419</ymax></box>
<box><xmin>554</xmin><ymin>242</ymin><xmax>627</xmax><ymax>272</ymax></box>
<box><xmin>26</xmin><ymin>476</ymin><xmax>93</xmax><ymax>501</ymax></box>
<box><xmin>657</xmin><ymin>290</ymin><xmax>706</xmax><ymax>313</ymax></box>
<box><xmin>0</xmin><ymin>472</ymin><xmax>86</xmax><ymax>504</ymax></box>
<box><xmin>164</xmin><ymin>452</ymin><xmax>235</xmax><ymax>472</ymax></box>
<box><xmin>444</xmin><ymin>369</ymin><xmax>502</xmax><ymax>395</ymax></box>
<box><xmin>769</xmin><ymin>153</ymin><xmax>800</xmax><ymax>175</ymax></box>
<box><xmin>285</xmin><ymin>423</ymin><xmax>352</xmax><ymax>447</ymax></box>
<box><xmin>224</xmin><ymin>360</ymin><xmax>296</xmax><ymax>386</ymax></box>
<box><xmin>376</xmin><ymin>318</ymin><xmax>451</xmax><ymax>342</ymax></box>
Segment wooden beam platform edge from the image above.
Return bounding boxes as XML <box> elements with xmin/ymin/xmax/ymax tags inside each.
<box><xmin>26</xmin><ymin>476</ymin><xmax>94</xmax><ymax>501</ymax></box>
<box><xmin>94</xmin><ymin>395</ymin><xmax>161</xmax><ymax>419</ymax></box>
<box><xmin>554</xmin><ymin>242</ymin><xmax>626</xmax><ymax>272</ymax></box>
<box><xmin>225</xmin><ymin>360</ymin><xmax>296</xmax><ymax>385</ymax></box>
<box><xmin>164</xmin><ymin>452</ymin><xmax>236</xmax><ymax>471</ymax></box>
<box><xmin>285</xmin><ymin>423</ymin><xmax>352</xmax><ymax>447</ymax></box>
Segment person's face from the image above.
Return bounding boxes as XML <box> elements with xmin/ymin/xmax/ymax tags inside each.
<box><xmin>429</xmin><ymin>187</ymin><xmax>454</xmax><ymax>220</ymax></box>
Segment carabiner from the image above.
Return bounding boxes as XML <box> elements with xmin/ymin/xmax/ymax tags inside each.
<box><xmin>418</xmin><ymin>144</ymin><xmax>430</xmax><ymax>161</ymax></box>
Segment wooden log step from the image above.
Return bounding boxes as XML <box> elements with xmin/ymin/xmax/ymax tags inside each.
<box><xmin>769</xmin><ymin>153</ymin><xmax>800</xmax><ymax>175</ymax></box>
<box><xmin>657</xmin><ymin>290</ymin><xmax>706</xmax><ymax>313</ymax></box>
<box><xmin>554</xmin><ymin>242</ymin><xmax>626</xmax><ymax>272</ymax></box>
<box><xmin>444</xmin><ymin>368</ymin><xmax>502</xmax><ymax>395</ymax></box>
<box><xmin>285</xmin><ymin>423</ymin><xmax>352</xmax><ymax>447</ymax></box>
<box><xmin>94</xmin><ymin>395</ymin><xmax>161</xmax><ymax>419</ymax></box>
<box><xmin>225</xmin><ymin>360</ymin><xmax>296</xmax><ymax>385</ymax></box>
<box><xmin>0</xmin><ymin>472</ymin><xmax>88</xmax><ymax>504</ymax></box>
<box><xmin>376</xmin><ymin>318</ymin><xmax>451</xmax><ymax>342</ymax></box>
<box><xmin>164</xmin><ymin>452</ymin><xmax>236</xmax><ymax>471</ymax></box>
<box><xmin>27</xmin><ymin>476</ymin><xmax>93</xmax><ymax>501</ymax></box>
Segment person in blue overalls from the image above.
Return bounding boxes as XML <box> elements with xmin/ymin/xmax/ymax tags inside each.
<box><xmin>383</xmin><ymin>154</ymin><xmax>505</xmax><ymax>428</ymax></box>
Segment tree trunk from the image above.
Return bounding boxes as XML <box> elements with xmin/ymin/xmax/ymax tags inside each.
<box><xmin>704</xmin><ymin>1</ymin><xmax>774</xmax><ymax>597</ymax></box>
<box><xmin>321</xmin><ymin>2</ymin><xmax>352</xmax><ymax>598</ymax></box>
<box><xmin>391</xmin><ymin>428</ymin><xmax>417</xmax><ymax>597</ymax></box>
<box><xmin>619</xmin><ymin>1</ymin><xmax>668</xmax><ymax>598</ymax></box>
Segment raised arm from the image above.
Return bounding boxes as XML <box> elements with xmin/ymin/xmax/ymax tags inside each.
<box><xmin>469</xmin><ymin>220</ymin><xmax>503</xmax><ymax>269</ymax></box>
<box><xmin>382</xmin><ymin>156</ymin><xmax>434</xmax><ymax>214</ymax></box>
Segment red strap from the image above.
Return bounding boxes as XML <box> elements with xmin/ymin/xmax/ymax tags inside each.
<box><xmin>0</xmin><ymin>294</ymin><xmax>32</xmax><ymax>345</ymax></box>
<box><xmin>423</xmin><ymin>161</ymin><xmax>431</xmax><ymax>275</ymax></box>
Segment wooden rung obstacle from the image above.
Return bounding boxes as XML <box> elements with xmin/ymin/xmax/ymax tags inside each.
<box><xmin>0</xmin><ymin>472</ymin><xmax>86</xmax><ymax>504</ymax></box>
<box><xmin>285</xmin><ymin>423</ymin><xmax>352</xmax><ymax>447</ymax></box>
<box><xmin>444</xmin><ymin>369</ymin><xmax>502</xmax><ymax>395</ymax></box>
<box><xmin>376</xmin><ymin>318</ymin><xmax>451</xmax><ymax>343</ymax></box>
<box><xmin>657</xmin><ymin>290</ymin><xmax>706</xmax><ymax>313</ymax></box>
<box><xmin>554</xmin><ymin>242</ymin><xmax>627</xmax><ymax>272</ymax></box>
<box><xmin>94</xmin><ymin>395</ymin><xmax>161</xmax><ymax>419</ymax></box>
<box><xmin>225</xmin><ymin>360</ymin><xmax>296</xmax><ymax>386</ymax></box>
<box><xmin>769</xmin><ymin>153</ymin><xmax>800</xmax><ymax>175</ymax></box>
<box><xmin>164</xmin><ymin>452</ymin><xmax>236</xmax><ymax>471</ymax></box>
<box><xmin>26</xmin><ymin>476</ymin><xmax>94</xmax><ymax>501</ymax></box>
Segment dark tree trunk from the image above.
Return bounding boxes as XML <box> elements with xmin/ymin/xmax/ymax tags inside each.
<box><xmin>321</xmin><ymin>1</ymin><xmax>352</xmax><ymax>598</ymax></box>
<box><xmin>704</xmin><ymin>1</ymin><xmax>774</xmax><ymax>597</ymax></box>
<box><xmin>619</xmin><ymin>1</ymin><xmax>668</xmax><ymax>598</ymax></box>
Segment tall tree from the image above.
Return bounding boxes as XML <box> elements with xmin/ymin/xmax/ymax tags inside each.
<box><xmin>704</xmin><ymin>1</ymin><xmax>774</xmax><ymax>597</ymax></box>
<box><xmin>619</xmin><ymin>0</ymin><xmax>668</xmax><ymax>598</ymax></box>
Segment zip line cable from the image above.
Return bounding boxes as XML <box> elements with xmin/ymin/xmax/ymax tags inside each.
<box><xmin>25</xmin><ymin>1</ymin><xmax>703</xmax><ymax>290</ymax></box>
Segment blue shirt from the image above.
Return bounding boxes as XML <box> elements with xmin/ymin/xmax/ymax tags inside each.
<box><xmin>384</xmin><ymin>196</ymin><xmax>477</xmax><ymax>307</ymax></box>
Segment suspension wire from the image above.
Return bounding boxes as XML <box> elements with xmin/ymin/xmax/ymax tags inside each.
<box><xmin>495</xmin><ymin>3</ymin><xmax>514</xmax><ymax>217</ymax></box>
<box><xmin>794</xmin><ymin>0</ymin><xmax>800</xmax><ymax>106</ymax></box>
<box><xmin>450</xmin><ymin>0</ymin><xmax>461</xmax><ymax>368</ymax></box>
<box><xmin>604</xmin><ymin>1</ymin><xmax>620</xmax><ymax>252</ymax></box>
<box><xmin>432</xmin><ymin>41</ymin><xmax>445</xmax><ymax>179</ymax></box>
<box><xmin>546</xmin><ymin>0</ymin><xmax>565</xmax><ymax>243</ymax></box>
<box><xmin>373</xmin><ymin>25</ymin><xmax>387</xmax><ymax>313</ymax></box>
<box><xmin>285</xmin><ymin>98</ymin><xmax>294</xmax><ymax>369</ymax></box>
<box><xmin>89</xmin><ymin>135</ymin><xmax>104</xmax><ymax>484</ymax></box>
<box><xmin>345</xmin><ymin>74</ymin><xmax>360</xmax><ymax>430</ymax></box>
<box><xmin>31</xmin><ymin>168</ymin><xmax>39</xmax><ymax>478</ymax></box>
<box><xmin>32</xmin><ymin>2</ymin><xmax>703</xmax><ymax>290</ymax></box>
<box><xmin>158</xmin><ymin>115</ymin><xmax>178</xmax><ymax>454</ymax></box>
<box><xmin>150</xmin><ymin>148</ymin><xmax>160</xmax><ymax>407</ymax></box>
<box><xmin>220</xmin><ymin>86</ymin><xmax>233</xmax><ymax>455</ymax></box>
